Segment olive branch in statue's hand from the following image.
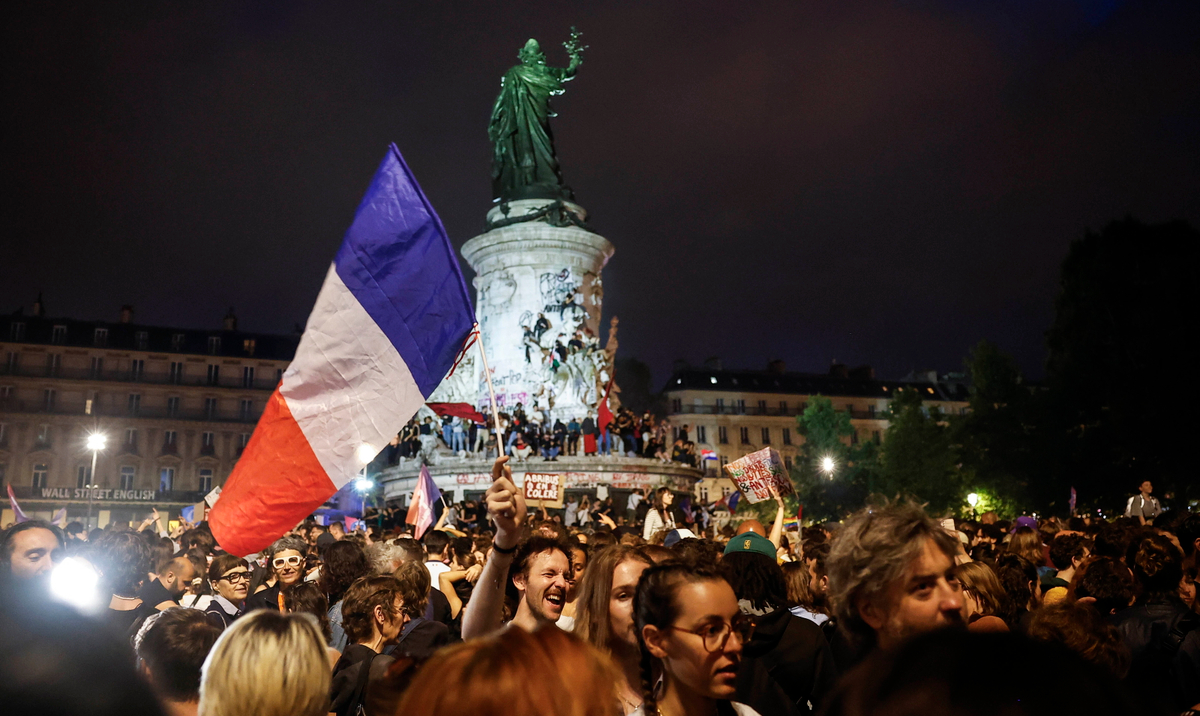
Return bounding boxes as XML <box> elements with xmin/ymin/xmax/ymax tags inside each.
<box><xmin>564</xmin><ymin>26</ymin><xmax>586</xmax><ymax>58</ymax></box>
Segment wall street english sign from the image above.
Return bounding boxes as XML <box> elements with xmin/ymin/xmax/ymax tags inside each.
<box><xmin>36</xmin><ymin>487</ymin><xmax>158</xmax><ymax>502</ymax></box>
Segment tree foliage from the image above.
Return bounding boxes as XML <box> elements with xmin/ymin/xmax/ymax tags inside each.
<box><xmin>790</xmin><ymin>396</ymin><xmax>874</xmax><ymax>521</ymax></box>
<box><xmin>876</xmin><ymin>387</ymin><xmax>961</xmax><ymax>516</ymax></box>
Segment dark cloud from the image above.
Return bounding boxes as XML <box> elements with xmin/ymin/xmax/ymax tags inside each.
<box><xmin>4</xmin><ymin>0</ymin><xmax>1197</xmax><ymax>384</ymax></box>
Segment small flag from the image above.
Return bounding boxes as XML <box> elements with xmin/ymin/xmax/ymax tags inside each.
<box><xmin>180</xmin><ymin>505</ymin><xmax>195</xmax><ymax>523</ymax></box>
<box><xmin>727</xmin><ymin>491</ymin><xmax>741</xmax><ymax>513</ymax></box>
<box><xmin>701</xmin><ymin>449</ymin><xmax>718</xmax><ymax>461</ymax></box>
<box><xmin>7</xmin><ymin>485</ymin><xmax>29</xmax><ymax>523</ymax></box>
<box><xmin>52</xmin><ymin>507</ymin><xmax>67</xmax><ymax>527</ymax></box>
<box><xmin>597</xmin><ymin>380</ymin><xmax>615</xmax><ymax>434</ymax></box>
<box><xmin>208</xmin><ymin>145</ymin><xmax>475</xmax><ymax>556</ymax></box>
<box><xmin>405</xmin><ymin>465</ymin><xmax>443</xmax><ymax>539</ymax></box>
<box><xmin>1068</xmin><ymin>487</ymin><xmax>1077</xmax><ymax>515</ymax></box>
<box><xmin>345</xmin><ymin>516</ymin><xmax>360</xmax><ymax>532</ymax></box>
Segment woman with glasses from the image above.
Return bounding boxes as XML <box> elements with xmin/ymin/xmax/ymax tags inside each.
<box><xmin>204</xmin><ymin>554</ymin><xmax>251</xmax><ymax>629</ymax></box>
<box><xmin>246</xmin><ymin>536</ymin><xmax>308</xmax><ymax>612</ymax></box>
<box><xmin>634</xmin><ymin>562</ymin><xmax>761</xmax><ymax>716</ymax></box>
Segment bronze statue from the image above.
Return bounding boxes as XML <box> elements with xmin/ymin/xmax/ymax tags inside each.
<box><xmin>488</xmin><ymin>28</ymin><xmax>585</xmax><ymax>203</ymax></box>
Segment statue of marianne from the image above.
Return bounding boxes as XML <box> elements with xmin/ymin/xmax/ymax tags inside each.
<box><xmin>488</xmin><ymin>28</ymin><xmax>585</xmax><ymax>203</ymax></box>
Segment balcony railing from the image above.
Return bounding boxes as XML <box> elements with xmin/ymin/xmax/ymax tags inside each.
<box><xmin>0</xmin><ymin>397</ymin><xmax>261</xmax><ymax>424</ymax></box>
<box><xmin>669</xmin><ymin>404</ymin><xmax>885</xmax><ymax>420</ymax></box>
<box><xmin>5</xmin><ymin>484</ymin><xmax>207</xmax><ymax>504</ymax></box>
<box><xmin>0</xmin><ymin>364</ymin><xmax>278</xmax><ymax>391</ymax></box>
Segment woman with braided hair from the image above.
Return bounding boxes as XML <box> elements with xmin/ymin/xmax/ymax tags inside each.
<box><xmin>632</xmin><ymin>562</ymin><xmax>762</xmax><ymax>716</ymax></box>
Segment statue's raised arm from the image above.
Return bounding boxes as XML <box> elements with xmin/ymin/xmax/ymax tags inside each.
<box><xmin>488</xmin><ymin>28</ymin><xmax>586</xmax><ymax>203</ymax></box>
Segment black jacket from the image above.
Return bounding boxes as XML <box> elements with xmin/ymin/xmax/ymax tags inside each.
<box><xmin>330</xmin><ymin>644</ymin><xmax>396</xmax><ymax>716</ymax></box>
<box><xmin>1109</xmin><ymin>600</ymin><xmax>1200</xmax><ymax>712</ymax></box>
<box><xmin>735</xmin><ymin>608</ymin><xmax>839</xmax><ymax>714</ymax></box>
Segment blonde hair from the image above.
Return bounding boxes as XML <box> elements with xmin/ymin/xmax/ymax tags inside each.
<box><xmin>198</xmin><ymin>611</ymin><xmax>330</xmax><ymax>716</ymax></box>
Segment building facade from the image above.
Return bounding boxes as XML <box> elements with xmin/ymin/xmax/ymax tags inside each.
<box><xmin>0</xmin><ymin>305</ymin><xmax>297</xmax><ymax>527</ymax></box>
<box><xmin>662</xmin><ymin>362</ymin><xmax>970</xmax><ymax>503</ymax></box>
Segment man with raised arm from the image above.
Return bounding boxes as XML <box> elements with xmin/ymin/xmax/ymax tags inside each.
<box><xmin>461</xmin><ymin>456</ymin><xmax>573</xmax><ymax>639</ymax></box>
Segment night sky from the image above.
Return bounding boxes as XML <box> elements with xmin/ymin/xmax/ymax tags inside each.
<box><xmin>5</xmin><ymin>1</ymin><xmax>1198</xmax><ymax>386</ymax></box>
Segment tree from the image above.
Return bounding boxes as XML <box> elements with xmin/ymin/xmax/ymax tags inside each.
<box><xmin>1043</xmin><ymin>218</ymin><xmax>1200</xmax><ymax>511</ymax></box>
<box><xmin>876</xmin><ymin>387</ymin><xmax>962</xmax><ymax>516</ymax></box>
<box><xmin>789</xmin><ymin>395</ymin><xmax>875</xmax><ymax>520</ymax></box>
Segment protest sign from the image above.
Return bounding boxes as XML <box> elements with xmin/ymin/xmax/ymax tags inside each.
<box><xmin>523</xmin><ymin>472</ymin><xmax>566</xmax><ymax>509</ymax></box>
<box><xmin>722</xmin><ymin>447</ymin><xmax>795</xmax><ymax>504</ymax></box>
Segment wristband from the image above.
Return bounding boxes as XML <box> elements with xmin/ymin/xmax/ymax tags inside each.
<box><xmin>492</xmin><ymin>541</ymin><xmax>517</xmax><ymax>555</ymax></box>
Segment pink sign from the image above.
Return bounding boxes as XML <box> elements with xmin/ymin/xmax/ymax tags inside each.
<box><xmin>723</xmin><ymin>448</ymin><xmax>795</xmax><ymax>504</ymax></box>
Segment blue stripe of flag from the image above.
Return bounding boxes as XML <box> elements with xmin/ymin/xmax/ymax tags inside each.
<box><xmin>333</xmin><ymin>144</ymin><xmax>475</xmax><ymax>396</ymax></box>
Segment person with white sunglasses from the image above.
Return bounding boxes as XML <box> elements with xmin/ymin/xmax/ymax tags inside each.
<box><xmin>246</xmin><ymin>536</ymin><xmax>309</xmax><ymax>613</ymax></box>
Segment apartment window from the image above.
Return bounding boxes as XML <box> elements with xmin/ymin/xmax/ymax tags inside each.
<box><xmin>782</xmin><ymin>427</ymin><xmax>792</xmax><ymax>445</ymax></box>
<box><xmin>739</xmin><ymin>426</ymin><xmax>750</xmax><ymax>444</ymax></box>
<box><xmin>36</xmin><ymin>424</ymin><xmax>51</xmax><ymax>446</ymax></box>
<box><xmin>237</xmin><ymin>433</ymin><xmax>251</xmax><ymax>454</ymax></box>
<box><xmin>242</xmin><ymin>366</ymin><xmax>255</xmax><ymax>388</ymax></box>
<box><xmin>130</xmin><ymin>359</ymin><xmax>145</xmax><ymax>381</ymax></box>
<box><xmin>720</xmin><ymin>482</ymin><xmax>731</xmax><ymax>496</ymax></box>
<box><xmin>779</xmin><ymin>400</ymin><xmax>788</xmax><ymax>414</ymax></box>
<box><xmin>243</xmin><ymin>339</ymin><xmax>256</xmax><ymax>356</ymax></box>
<box><xmin>124</xmin><ymin>428</ymin><xmax>138</xmax><ymax>450</ymax></box>
<box><xmin>120</xmin><ymin>466</ymin><xmax>136</xmax><ymax>490</ymax></box>
<box><xmin>135</xmin><ymin>331</ymin><xmax>149</xmax><ymax>350</ymax></box>
<box><xmin>207</xmin><ymin>336</ymin><xmax>221</xmax><ymax>355</ymax></box>
<box><xmin>204</xmin><ymin>397</ymin><xmax>218</xmax><ymax>419</ymax></box>
<box><xmin>159</xmin><ymin>467</ymin><xmax>175</xmax><ymax>491</ymax></box>
<box><xmin>43</xmin><ymin>388</ymin><xmax>56</xmax><ymax>411</ymax></box>
<box><xmin>169</xmin><ymin>362</ymin><xmax>184</xmax><ymax>384</ymax></box>
<box><xmin>32</xmin><ymin>463</ymin><xmax>48</xmax><ymax>489</ymax></box>
<box><xmin>46</xmin><ymin>353</ymin><xmax>61</xmax><ymax>377</ymax></box>
<box><xmin>239</xmin><ymin>399</ymin><xmax>253</xmax><ymax>420</ymax></box>
<box><xmin>9</xmin><ymin>322</ymin><xmax>25</xmax><ymax>341</ymax></box>
<box><xmin>77</xmin><ymin>464</ymin><xmax>92</xmax><ymax>489</ymax></box>
<box><xmin>90</xmin><ymin>356</ymin><xmax>104</xmax><ymax>378</ymax></box>
<box><xmin>873</xmin><ymin>430</ymin><xmax>881</xmax><ymax>444</ymax></box>
<box><xmin>275</xmin><ymin>368</ymin><xmax>284</xmax><ymax>384</ymax></box>
<box><xmin>0</xmin><ymin>422</ymin><xmax>6</xmax><ymax>446</ymax></box>
<box><xmin>51</xmin><ymin>325</ymin><xmax>67</xmax><ymax>344</ymax></box>
<box><xmin>0</xmin><ymin>385</ymin><xmax>11</xmax><ymax>400</ymax></box>
<box><xmin>206</xmin><ymin>364</ymin><xmax>220</xmax><ymax>386</ymax></box>
<box><xmin>715</xmin><ymin>398</ymin><xmax>725</xmax><ymax>413</ymax></box>
<box><xmin>699</xmin><ymin>485</ymin><xmax>709</xmax><ymax>502</ymax></box>
<box><xmin>198</xmin><ymin>468</ymin><xmax>214</xmax><ymax>493</ymax></box>
<box><xmin>784</xmin><ymin>456</ymin><xmax>793</xmax><ymax>471</ymax></box>
<box><xmin>4</xmin><ymin>352</ymin><xmax>16</xmax><ymax>372</ymax></box>
<box><xmin>166</xmin><ymin>396</ymin><xmax>180</xmax><ymax>417</ymax></box>
<box><xmin>163</xmin><ymin>430</ymin><xmax>177</xmax><ymax>449</ymax></box>
<box><xmin>127</xmin><ymin>393</ymin><xmax>141</xmax><ymax>416</ymax></box>
<box><xmin>670</xmin><ymin>398</ymin><xmax>682</xmax><ymax>413</ymax></box>
<box><xmin>171</xmin><ymin>333</ymin><xmax>185</xmax><ymax>351</ymax></box>
<box><xmin>697</xmin><ymin>425</ymin><xmax>707</xmax><ymax>443</ymax></box>
<box><xmin>757</xmin><ymin>400</ymin><xmax>767</xmax><ymax>414</ymax></box>
<box><xmin>761</xmin><ymin>427</ymin><xmax>771</xmax><ymax>444</ymax></box>
<box><xmin>868</xmin><ymin>405</ymin><xmax>876</xmax><ymax>418</ymax></box>
<box><xmin>736</xmin><ymin>399</ymin><xmax>745</xmax><ymax>415</ymax></box>
<box><xmin>718</xmin><ymin>426</ymin><xmax>728</xmax><ymax>444</ymax></box>
<box><xmin>201</xmin><ymin>431</ymin><xmax>215</xmax><ymax>451</ymax></box>
<box><xmin>93</xmin><ymin>328</ymin><xmax>108</xmax><ymax>346</ymax></box>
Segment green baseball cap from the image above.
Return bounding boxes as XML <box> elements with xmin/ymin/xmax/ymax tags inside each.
<box><xmin>723</xmin><ymin>531</ymin><xmax>776</xmax><ymax>559</ymax></box>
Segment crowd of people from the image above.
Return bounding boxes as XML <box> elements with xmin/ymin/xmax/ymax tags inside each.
<box><xmin>389</xmin><ymin>407</ymin><xmax>701</xmax><ymax>465</ymax></box>
<box><xmin>1</xmin><ymin>461</ymin><xmax>1197</xmax><ymax>716</ymax></box>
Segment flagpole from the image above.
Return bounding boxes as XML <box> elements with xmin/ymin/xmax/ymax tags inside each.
<box><xmin>474</xmin><ymin>324</ymin><xmax>505</xmax><ymax>451</ymax></box>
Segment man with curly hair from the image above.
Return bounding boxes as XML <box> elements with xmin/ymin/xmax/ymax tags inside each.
<box><xmin>825</xmin><ymin>501</ymin><xmax>965</xmax><ymax>666</ymax></box>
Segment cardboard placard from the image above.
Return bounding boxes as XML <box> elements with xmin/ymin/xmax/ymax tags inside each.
<box><xmin>722</xmin><ymin>447</ymin><xmax>795</xmax><ymax>504</ymax></box>
<box><xmin>523</xmin><ymin>472</ymin><xmax>566</xmax><ymax>509</ymax></box>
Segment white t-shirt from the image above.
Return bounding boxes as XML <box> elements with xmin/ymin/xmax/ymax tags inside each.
<box><xmin>627</xmin><ymin>493</ymin><xmax>643</xmax><ymax>510</ymax></box>
<box><xmin>426</xmin><ymin>560</ymin><xmax>451</xmax><ymax>591</ymax></box>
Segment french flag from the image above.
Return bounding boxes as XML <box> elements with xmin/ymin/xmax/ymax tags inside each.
<box><xmin>209</xmin><ymin>145</ymin><xmax>474</xmax><ymax>556</ymax></box>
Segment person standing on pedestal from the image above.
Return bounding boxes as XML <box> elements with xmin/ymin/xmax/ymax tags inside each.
<box><xmin>582</xmin><ymin>414</ymin><xmax>598</xmax><ymax>455</ymax></box>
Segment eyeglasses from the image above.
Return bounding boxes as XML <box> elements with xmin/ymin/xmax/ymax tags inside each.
<box><xmin>219</xmin><ymin>571</ymin><xmax>251</xmax><ymax>584</ymax></box>
<box><xmin>272</xmin><ymin>555</ymin><xmax>303</xmax><ymax>569</ymax></box>
<box><xmin>665</xmin><ymin>615</ymin><xmax>755</xmax><ymax>653</ymax></box>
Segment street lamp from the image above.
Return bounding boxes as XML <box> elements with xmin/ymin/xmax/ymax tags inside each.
<box><xmin>85</xmin><ymin>432</ymin><xmax>107</xmax><ymax>531</ymax></box>
<box><xmin>821</xmin><ymin>456</ymin><xmax>835</xmax><ymax>478</ymax></box>
<box><xmin>967</xmin><ymin>493</ymin><xmax>979</xmax><ymax>508</ymax></box>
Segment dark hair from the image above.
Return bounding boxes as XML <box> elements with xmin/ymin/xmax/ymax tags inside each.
<box><xmin>1048</xmin><ymin>534</ymin><xmax>1090</xmax><ymax>571</ymax></box>
<box><xmin>134</xmin><ymin>608</ymin><xmax>221</xmax><ymax>701</ymax></box>
<box><xmin>512</xmin><ymin>536</ymin><xmax>572</xmax><ymax>579</ymax></box>
<box><xmin>179</xmin><ymin>528</ymin><xmax>215</xmax><ymax>555</ymax></box>
<box><xmin>1072</xmin><ymin>557</ymin><xmax>1135</xmax><ymax>615</ymax></box>
<box><xmin>340</xmin><ymin>575</ymin><xmax>404</xmax><ymax>644</ymax></box>
<box><xmin>1173</xmin><ymin>512</ymin><xmax>1200</xmax><ymax>559</ymax></box>
<box><xmin>282</xmin><ymin>582</ymin><xmax>332</xmax><ymax>643</ymax></box>
<box><xmin>65</xmin><ymin>521</ymin><xmax>85</xmax><ymax>536</ymax></box>
<box><xmin>993</xmin><ymin>554</ymin><xmax>1037</xmax><ymax>619</ymax></box>
<box><xmin>652</xmin><ymin>488</ymin><xmax>672</xmax><ymax>524</ymax></box>
<box><xmin>391</xmin><ymin>537</ymin><xmax>425</xmax><ymax>564</ymax></box>
<box><xmin>0</xmin><ymin>520</ymin><xmax>65</xmax><ymax>568</ymax></box>
<box><xmin>394</xmin><ymin>560</ymin><xmax>431</xmax><ymax>619</ymax></box>
<box><xmin>1026</xmin><ymin>603</ymin><xmax>1130</xmax><ymax>679</ymax></box>
<box><xmin>1127</xmin><ymin>534</ymin><xmax>1183</xmax><ymax>602</ymax></box>
<box><xmin>148</xmin><ymin>536</ymin><xmax>175</xmax><ymax>575</ymax></box>
<box><xmin>634</xmin><ymin>562</ymin><xmax>729</xmax><ymax>715</ymax></box>
<box><xmin>806</xmin><ymin>542</ymin><xmax>830</xmax><ymax>579</ymax></box>
<box><xmin>92</xmin><ymin>531</ymin><xmax>150</xmax><ymax>596</ymax></box>
<box><xmin>319</xmin><ymin>540</ymin><xmax>371</xmax><ymax>606</ymax></box>
<box><xmin>423</xmin><ymin>530</ymin><xmax>450</xmax><ymax>557</ymax></box>
<box><xmin>1093</xmin><ymin>524</ymin><xmax>1133</xmax><ymax>560</ymax></box>
<box><xmin>721</xmin><ymin>551</ymin><xmax>787</xmax><ymax>612</ymax></box>
<box><xmin>671</xmin><ymin>537</ymin><xmax>722</xmax><ymax>568</ymax></box>
<box><xmin>207</xmin><ymin>554</ymin><xmax>250</xmax><ymax>584</ymax></box>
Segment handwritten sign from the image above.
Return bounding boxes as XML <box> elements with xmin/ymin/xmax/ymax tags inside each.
<box><xmin>723</xmin><ymin>448</ymin><xmax>795</xmax><ymax>504</ymax></box>
<box><xmin>523</xmin><ymin>472</ymin><xmax>565</xmax><ymax>509</ymax></box>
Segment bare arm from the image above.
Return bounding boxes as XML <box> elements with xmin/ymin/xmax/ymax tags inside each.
<box><xmin>439</xmin><ymin>571</ymin><xmax>465</xmax><ymax>619</ymax></box>
<box><xmin>768</xmin><ymin>486</ymin><xmax>785</xmax><ymax>549</ymax></box>
<box><xmin>461</xmin><ymin>457</ymin><xmax>526</xmax><ymax>640</ymax></box>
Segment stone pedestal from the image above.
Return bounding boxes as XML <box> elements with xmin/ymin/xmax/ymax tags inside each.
<box><xmin>453</xmin><ymin>199</ymin><xmax>615</xmax><ymax>424</ymax></box>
